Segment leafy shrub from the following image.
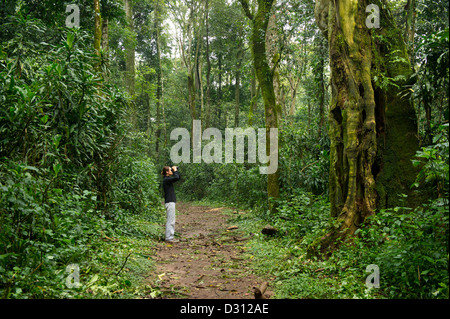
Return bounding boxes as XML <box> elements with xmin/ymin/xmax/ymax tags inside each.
<box><xmin>278</xmin><ymin>123</ymin><xmax>330</xmax><ymax>196</ymax></box>
<box><xmin>412</xmin><ymin>123</ymin><xmax>449</xmax><ymax>198</ymax></box>
<box><xmin>0</xmin><ymin>12</ymin><xmax>163</xmax><ymax>298</ymax></box>
<box><xmin>349</xmin><ymin>200</ymin><xmax>449</xmax><ymax>299</ymax></box>
<box><xmin>112</xmin><ymin>132</ymin><xmax>162</xmax><ymax>218</ymax></box>
<box><xmin>175</xmin><ymin>160</ymin><xmax>267</xmax><ymax>209</ymax></box>
<box><xmin>257</xmin><ymin>188</ymin><xmax>330</xmax><ymax>242</ymax></box>
<box><xmin>0</xmin><ymin>160</ymin><xmax>107</xmax><ymax>298</ymax></box>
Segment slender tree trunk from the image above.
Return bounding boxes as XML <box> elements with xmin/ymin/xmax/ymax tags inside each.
<box><xmin>195</xmin><ymin>26</ymin><xmax>204</xmax><ymax>123</ymax></box>
<box><xmin>288</xmin><ymin>78</ymin><xmax>299</xmax><ymax>117</ymax></box>
<box><xmin>154</xmin><ymin>0</ymin><xmax>162</xmax><ymax>155</ymax></box>
<box><xmin>235</xmin><ymin>50</ymin><xmax>243</xmax><ymax>127</ymax></box>
<box><xmin>217</xmin><ymin>55</ymin><xmax>222</xmax><ymax>127</ymax></box>
<box><xmin>205</xmin><ymin>0</ymin><xmax>211</xmax><ymax>128</ymax></box>
<box><xmin>101</xmin><ymin>16</ymin><xmax>109</xmax><ymax>78</ymax></box>
<box><xmin>187</xmin><ymin>72</ymin><xmax>196</xmax><ymax>121</ymax></box>
<box><xmin>124</xmin><ymin>0</ymin><xmax>135</xmax><ymax>96</ymax></box>
<box><xmin>307</xmin><ymin>101</ymin><xmax>311</xmax><ymax>131</ymax></box>
<box><xmin>317</xmin><ymin>55</ymin><xmax>325</xmax><ymax>138</ymax></box>
<box><xmin>101</xmin><ymin>18</ymin><xmax>109</xmax><ymax>52</ymax></box>
<box><xmin>423</xmin><ymin>95</ymin><xmax>432</xmax><ymax>146</ymax></box>
<box><xmin>404</xmin><ymin>0</ymin><xmax>416</xmax><ymax>66</ymax></box>
<box><xmin>249</xmin><ymin>65</ymin><xmax>257</xmax><ymax>125</ymax></box>
<box><xmin>310</xmin><ymin>0</ymin><xmax>420</xmax><ymax>254</ymax></box>
<box><xmin>93</xmin><ymin>0</ymin><xmax>102</xmax><ymax>58</ymax></box>
<box><xmin>239</xmin><ymin>0</ymin><xmax>280</xmax><ymax>213</ymax></box>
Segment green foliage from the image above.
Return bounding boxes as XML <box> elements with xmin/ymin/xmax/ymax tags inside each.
<box><xmin>237</xmin><ymin>189</ymin><xmax>448</xmax><ymax>299</ymax></box>
<box><xmin>175</xmin><ymin>161</ymin><xmax>267</xmax><ymax>210</ymax></box>
<box><xmin>112</xmin><ymin>132</ymin><xmax>162</xmax><ymax>217</ymax></box>
<box><xmin>279</xmin><ymin>121</ymin><xmax>330</xmax><ymax>196</ymax></box>
<box><xmin>0</xmin><ymin>160</ymin><xmax>106</xmax><ymax>298</ymax></box>
<box><xmin>412</xmin><ymin>123</ymin><xmax>449</xmax><ymax>197</ymax></box>
<box><xmin>0</xmin><ymin>12</ymin><xmax>163</xmax><ymax>299</ymax></box>
<box><xmin>259</xmin><ymin>189</ymin><xmax>330</xmax><ymax>242</ymax></box>
<box><xmin>350</xmin><ymin>199</ymin><xmax>449</xmax><ymax>298</ymax></box>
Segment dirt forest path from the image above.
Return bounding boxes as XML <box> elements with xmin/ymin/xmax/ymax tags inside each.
<box><xmin>145</xmin><ymin>202</ymin><xmax>273</xmax><ymax>299</ymax></box>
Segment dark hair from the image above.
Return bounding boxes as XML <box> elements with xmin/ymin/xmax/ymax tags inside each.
<box><xmin>161</xmin><ymin>166</ymin><xmax>171</xmax><ymax>176</ymax></box>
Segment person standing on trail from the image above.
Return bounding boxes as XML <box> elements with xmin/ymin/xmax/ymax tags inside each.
<box><xmin>161</xmin><ymin>166</ymin><xmax>180</xmax><ymax>243</ymax></box>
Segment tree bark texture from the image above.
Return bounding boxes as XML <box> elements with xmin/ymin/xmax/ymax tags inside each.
<box><xmin>314</xmin><ymin>0</ymin><xmax>419</xmax><ymax>244</ymax></box>
<box><xmin>239</xmin><ymin>0</ymin><xmax>280</xmax><ymax>211</ymax></box>
<box><xmin>94</xmin><ymin>0</ymin><xmax>102</xmax><ymax>57</ymax></box>
<box><xmin>124</xmin><ymin>0</ymin><xmax>135</xmax><ymax>97</ymax></box>
<box><xmin>154</xmin><ymin>0</ymin><xmax>163</xmax><ymax>155</ymax></box>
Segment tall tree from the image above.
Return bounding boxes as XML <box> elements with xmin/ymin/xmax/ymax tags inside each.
<box><xmin>124</xmin><ymin>0</ymin><xmax>135</xmax><ymax>96</ymax></box>
<box><xmin>404</xmin><ymin>0</ymin><xmax>416</xmax><ymax>65</ymax></box>
<box><xmin>170</xmin><ymin>0</ymin><xmax>205</xmax><ymax>125</ymax></box>
<box><xmin>154</xmin><ymin>0</ymin><xmax>163</xmax><ymax>155</ymax></box>
<box><xmin>204</xmin><ymin>0</ymin><xmax>212</xmax><ymax>128</ymax></box>
<box><xmin>311</xmin><ymin>0</ymin><xmax>420</xmax><ymax>252</ymax></box>
<box><xmin>239</xmin><ymin>0</ymin><xmax>280</xmax><ymax>212</ymax></box>
<box><xmin>205</xmin><ymin>0</ymin><xmax>211</xmax><ymax>127</ymax></box>
<box><xmin>94</xmin><ymin>0</ymin><xmax>102</xmax><ymax>58</ymax></box>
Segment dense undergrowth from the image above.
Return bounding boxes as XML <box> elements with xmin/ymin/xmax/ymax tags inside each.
<box><xmin>0</xmin><ymin>13</ymin><xmax>164</xmax><ymax>298</ymax></box>
<box><xmin>231</xmin><ymin>191</ymin><xmax>448</xmax><ymax>299</ymax></box>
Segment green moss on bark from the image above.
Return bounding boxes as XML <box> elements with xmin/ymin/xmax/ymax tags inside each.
<box><xmin>312</xmin><ymin>0</ymin><xmax>421</xmax><ymax>256</ymax></box>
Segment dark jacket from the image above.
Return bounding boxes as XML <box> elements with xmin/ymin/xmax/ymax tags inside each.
<box><xmin>163</xmin><ymin>171</ymin><xmax>180</xmax><ymax>203</ymax></box>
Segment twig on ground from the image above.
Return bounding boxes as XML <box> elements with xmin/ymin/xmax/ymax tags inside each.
<box><xmin>116</xmin><ymin>252</ymin><xmax>132</xmax><ymax>276</ymax></box>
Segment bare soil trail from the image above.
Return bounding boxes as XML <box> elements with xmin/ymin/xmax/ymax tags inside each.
<box><xmin>146</xmin><ymin>201</ymin><xmax>273</xmax><ymax>299</ymax></box>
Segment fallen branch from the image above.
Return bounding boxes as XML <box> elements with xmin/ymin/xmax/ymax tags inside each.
<box><xmin>233</xmin><ymin>233</ymin><xmax>254</xmax><ymax>241</ymax></box>
<box><xmin>116</xmin><ymin>252</ymin><xmax>132</xmax><ymax>276</ymax></box>
<box><xmin>230</xmin><ymin>256</ymin><xmax>244</xmax><ymax>261</ymax></box>
<box><xmin>315</xmin><ymin>268</ymin><xmax>325</xmax><ymax>273</ymax></box>
<box><xmin>300</xmin><ymin>160</ymin><xmax>320</xmax><ymax>174</ymax></box>
<box><xmin>253</xmin><ymin>281</ymin><xmax>268</xmax><ymax>299</ymax></box>
<box><xmin>101</xmin><ymin>231</ymin><xmax>119</xmax><ymax>242</ymax></box>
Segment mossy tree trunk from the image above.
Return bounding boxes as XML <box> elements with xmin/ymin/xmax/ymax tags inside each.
<box><xmin>239</xmin><ymin>0</ymin><xmax>280</xmax><ymax>212</ymax></box>
<box><xmin>312</xmin><ymin>0</ymin><xmax>420</xmax><ymax>252</ymax></box>
<box><xmin>93</xmin><ymin>0</ymin><xmax>102</xmax><ymax>58</ymax></box>
<box><xmin>205</xmin><ymin>0</ymin><xmax>211</xmax><ymax>128</ymax></box>
<box><xmin>124</xmin><ymin>0</ymin><xmax>135</xmax><ymax>97</ymax></box>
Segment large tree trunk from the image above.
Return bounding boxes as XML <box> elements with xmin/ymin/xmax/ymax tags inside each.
<box><xmin>310</xmin><ymin>0</ymin><xmax>419</xmax><ymax>254</ymax></box>
<box><xmin>239</xmin><ymin>0</ymin><xmax>280</xmax><ymax>213</ymax></box>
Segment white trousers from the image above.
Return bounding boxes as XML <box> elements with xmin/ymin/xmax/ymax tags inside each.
<box><xmin>164</xmin><ymin>202</ymin><xmax>176</xmax><ymax>241</ymax></box>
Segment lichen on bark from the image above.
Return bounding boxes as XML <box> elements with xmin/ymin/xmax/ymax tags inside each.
<box><xmin>309</xmin><ymin>0</ymin><xmax>420</xmax><ymax>256</ymax></box>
